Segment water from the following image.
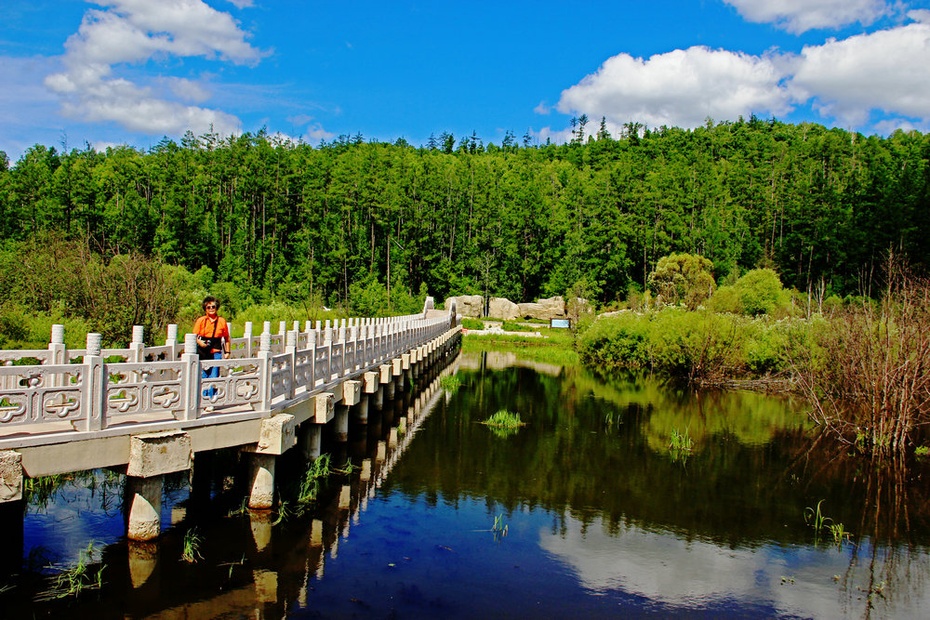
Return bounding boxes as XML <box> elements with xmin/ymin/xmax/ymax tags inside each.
<box><xmin>4</xmin><ymin>350</ymin><xmax>930</xmax><ymax>618</ymax></box>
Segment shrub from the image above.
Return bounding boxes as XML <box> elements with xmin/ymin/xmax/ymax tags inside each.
<box><xmin>577</xmin><ymin>312</ymin><xmax>651</xmax><ymax>370</ymax></box>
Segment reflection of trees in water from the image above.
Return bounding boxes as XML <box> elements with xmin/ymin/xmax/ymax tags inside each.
<box><xmin>790</xmin><ymin>438</ymin><xmax>930</xmax><ymax>619</ymax></box>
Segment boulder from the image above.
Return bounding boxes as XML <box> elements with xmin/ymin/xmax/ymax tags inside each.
<box><xmin>446</xmin><ymin>295</ymin><xmax>484</xmax><ymax>318</ymax></box>
<box><xmin>517</xmin><ymin>296</ymin><xmax>566</xmax><ymax>321</ymax></box>
<box><xmin>487</xmin><ymin>297</ymin><xmax>520</xmax><ymax>320</ymax></box>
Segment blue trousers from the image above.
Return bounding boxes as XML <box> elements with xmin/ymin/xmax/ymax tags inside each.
<box><xmin>202</xmin><ymin>351</ymin><xmax>222</xmax><ymax>399</ymax></box>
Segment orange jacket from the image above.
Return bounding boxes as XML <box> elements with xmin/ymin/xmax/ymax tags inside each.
<box><xmin>193</xmin><ymin>316</ymin><xmax>230</xmax><ymax>352</ymax></box>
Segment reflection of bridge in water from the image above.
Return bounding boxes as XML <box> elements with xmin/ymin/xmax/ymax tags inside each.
<box><xmin>118</xmin><ymin>363</ymin><xmax>458</xmax><ymax>618</ymax></box>
<box><xmin>0</xmin><ymin>297</ymin><xmax>460</xmax><ymax>544</ymax></box>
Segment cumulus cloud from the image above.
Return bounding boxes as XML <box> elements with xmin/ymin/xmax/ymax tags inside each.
<box><xmin>790</xmin><ymin>17</ymin><xmax>930</xmax><ymax>125</ymax></box>
<box><xmin>556</xmin><ymin>46</ymin><xmax>794</xmax><ymax>132</ymax></box>
<box><xmin>554</xmin><ymin>10</ymin><xmax>930</xmax><ymax>137</ymax></box>
<box><xmin>723</xmin><ymin>0</ymin><xmax>890</xmax><ymax>34</ymax></box>
<box><xmin>44</xmin><ymin>0</ymin><xmax>266</xmax><ymax>137</ymax></box>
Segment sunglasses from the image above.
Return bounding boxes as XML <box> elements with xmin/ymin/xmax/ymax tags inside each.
<box><xmin>205</xmin><ymin>304</ymin><xmax>217</xmax><ymax>309</ymax></box>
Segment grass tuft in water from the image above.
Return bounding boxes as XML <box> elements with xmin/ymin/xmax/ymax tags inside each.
<box><xmin>481</xmin><ymin>410</ymin><xmax>526</xmax><ymax>439</ymax></box>
<box><xmin>37</xmin><ymin>541</ymin><xmax>105</xmax><ymax>601</ymax></box>
<box><xmin>298</xmin><ymin>454</ymin><xmax>333</xmax><ymax>505</ymax></box>
<box><xmin>181</xmin><ymin>527</ymin><xmax>203</xmax><ymax>563</ymax></box>
<box><xmin>668</xmin><ymin>428</ymin><xmax>693</xmax><ymax>453</ymax></box>
<box><xmin>804</xmin><ymin>499</ymin><xmax>852</xmax><ymax>546</ymax></box>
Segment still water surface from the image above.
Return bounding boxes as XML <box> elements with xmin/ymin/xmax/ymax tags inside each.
<box><xmin>5</xmin><ymin>349</ymin><xmax>930</xmax><ymax>618</ymax></box>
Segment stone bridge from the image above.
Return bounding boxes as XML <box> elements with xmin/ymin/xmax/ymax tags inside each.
<box><xmin>0</xmin><ymin>297</ymin><xmax>460</xmax><ymax>541</ymax></box>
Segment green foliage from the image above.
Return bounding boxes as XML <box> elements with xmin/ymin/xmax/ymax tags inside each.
<box><xmin>711</xmin><ymin>268</ymin><xmax>790</xmax><ymax>317</ymax></box>
<box><xmin>647</xmin><ymin>253</ymin><xmax>716</xmax><ymax>310</ymax></box>
<box><xmin>2</xmin><ymin>120</ymin><xmax>928</xmax><ymax>320</ymax></box>
<box><xmin>578</xmin><ymin>307</ymin><xmax>811</xmax><ymax>383</ymax></box>
<box><xmin>481</xmin><ymin>409</ymin><xmax>525</xmax><ymax>438</ymax></box>
<box><xmin>461</xmin><ymin>317</ymin><xmax>485</xmax><ymax>330</ymax></box>
<box><xmin>181</xmin><ymin>527</ymin><xmax>204</xmax><ymax>563</ymax></box>
<box><xmin>576</xmin><ymin>312</ymin><xmax>651</xmax><ymax>370</ymax></box>
<box><xmin>500</xmin><ymin>321</ymin><xmax>538</xmax><ymax>332</ymax></box>
<box><xmin>440</xmin><ymin>374</ymin><xmax>462</xmax><ymax>394</ymax></box>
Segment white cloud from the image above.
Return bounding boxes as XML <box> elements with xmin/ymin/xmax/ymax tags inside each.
<box><xmin>557</xmin><ymin>46</ymin><xmax>794</xmax><ymax>132</ymax></box>
<box><xmin>790</xmin><ymin>19</ymin><xmax>930</xmax><ymax>125</ymax></box>
<box><xmin>44</xmin><ymin>0</ymin><xmax>266</xmax><ymax>138</ymax></box>
<box><xmin>723</xmin><ymin>0</ymin><xmax>890</xmax><ymax>34</ymax></box>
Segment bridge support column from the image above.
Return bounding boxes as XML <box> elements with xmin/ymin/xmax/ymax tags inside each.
<box><xmin>373</xmin><ymin>386</ymin><xmax>384</xmax><ymax>411</ymax></box>
<box><xmin>300</xmin><ymin>424</ymin><xmax>322</xmax><ymax>460</ymax></box>
<box><xmin>126</xmin><ymin>476</ymin><xmax>164</xmax><ymax>541</ymax></box>
<box><xmin>334</xmin><ymin>405</ymin><xmax>349</xmax><ymax>442</ymax></box>
<box><xmin>125</xmin><ymin>431</ymin><xmax>191</xmax><ymax>541</ymax></box>
<box><xmin>385</xmin><ymin>379</ymin><xmax>395</xmax><ymax>401</ymax></box>
<box><xmin>352</xmin><ymin>396</ymin><xmax>369</xmax><ymax>424</ymax></box>
<box><xmin>248</xmin><ymin>453</ymin><xmax>276</xmax><ymax>510</ymax></box>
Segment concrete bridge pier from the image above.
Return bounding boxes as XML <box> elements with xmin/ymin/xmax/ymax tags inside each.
<box><xmin>352</xmin><ymin>395</ymin><xmax>369</xmax><ymax>425</ymax></box>
<box><xmin>247</xmin><ymin>454</ymin><xmax>276</xmax><ymax>510</ymax></box>
<box><xmin>372</xmin><ymin>386</ymin><xmax>384</xmax><ymax>411</ymax></box>
<box><xmin>125</xmin><ymin>476</ymin><xmax>164</xmax><ymax>541</ymax></box>
<box><xmin>125</xmin><ymin>431</ymin><xmax>192</xmax><ymax>541</ymax></box>
<box><xmin>334</xmin><ymin>405</ymin><xmax>349</xmax><ymax>443</ymax></box>
<box><xmin>245</xmin><ymin>414</ymin><xmax>297</xmax><ymax>510</ymax></box>
<box><xmin>300</xmin><ymin>424</ymin><xmax>322</xmax><ymax>460</ymax></box>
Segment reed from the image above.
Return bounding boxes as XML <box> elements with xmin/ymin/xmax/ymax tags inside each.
<box><xmin>793</xmin><ymin>254</ymin><xmax>930</xmax><ymax>457</ymax></box>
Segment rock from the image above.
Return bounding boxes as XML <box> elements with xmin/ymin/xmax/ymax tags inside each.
<box><xmin>487</xmin><ymin>297</ymin><xmax>520</xmax><ymax>320</ymax></box>
<box><xmin>446</xmin><ymin>295</ymin><xmax>484</xmax><ymax>317</ymax></box>
<box><xmin>517</xmin><ymin>296</ymin><xmax>566</xmax><ymax>320</ymax></box>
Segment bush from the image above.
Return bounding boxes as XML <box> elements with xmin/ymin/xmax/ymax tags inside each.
<box><xmin>577</xmin><ymin>312</ymin><xmax>651</xmax><ymax>370</ymax></box>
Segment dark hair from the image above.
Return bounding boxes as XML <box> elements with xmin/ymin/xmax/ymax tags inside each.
<box><xmin>202</xmin><ymin>296</ymin><xmax>219</xmax><ymax>310</ymax></box>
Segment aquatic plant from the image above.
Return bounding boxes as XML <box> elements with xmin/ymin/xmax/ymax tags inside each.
<box><xmin>483</xmin><ymin>409</ymin><xmax>524</xmax><ymax>429</ymax></box>
<box><xmin>37</xmin><ymin>541</ymin><xmax>105</xmax><ymax>600</ymax></box>
<box><xmin>668</xmin><ymin>428</ymin><xmax>693</xmax><ymax>453</ymax></box>
<box><xmin>804</xmin><ymin>499</ymin><xmax>850</xmax><ymax>546</ymax></box>
<box><xmin>298</xmin><ymin>454</ymin><xmax>333</xmax><ymax>505</ymax></box>
<box><xmin>492</xmin><ymin>514</ymin><xmax>509</xmax><ymax>541</ymax></box>
<box><xmin>181</xmin><ymin>527</ymin><xmax>203</xmax><ymax>563</ymax></box>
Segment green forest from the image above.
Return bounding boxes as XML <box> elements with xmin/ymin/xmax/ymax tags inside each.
<box><xmin>1</xmin><ymin>117</ymin><xmax>928</xmax><ymax>321</ymax></box>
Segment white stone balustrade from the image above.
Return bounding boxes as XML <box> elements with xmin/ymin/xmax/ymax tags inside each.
<box><xmin>0</xmin><ymin>300</ymin><xmax>458</xmax><ymax>446</ymax></box>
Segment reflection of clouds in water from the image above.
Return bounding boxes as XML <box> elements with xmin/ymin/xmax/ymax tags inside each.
<box><xmin>538</xmin><ymin>516</ymin><xmax>930</xmax><ymax>618</ymax></box>
<box><xmin>24</xmin><ymin>472</ymin><xmax>125</xmax><ymax>566</ymax></box>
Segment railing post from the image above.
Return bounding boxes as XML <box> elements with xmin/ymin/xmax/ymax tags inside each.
<box><xmin>166</xmin><ymin>324</ymin><xmax>179</xmax><ymax>360</ymax></box>
<box><xmin>285</xmin><ymin>330</ymin><xmax>297</xmax><ymax>400</ymax></box>
<box><xmin>307</xmin><ymin>329</ymin><xmax>317</xmax><ymax>389</ymax></box>
<box><xmin>323</xmin><ymin>325</ymin><xmax>333</xmax><ymax>382</ymax></box>
<box><xmin>84</xmin><ymin>333</ymin><xmax>105</xmax><ymax>432</ymax></box>
<box><xmin>258</xmin><ymin>332</ymin><xmax>274</xmax><ymax>412</ymax></box>
<box><xmin>130</xmin><ymin>325</ymin><xmax>145</xmax><ymax>364</ymax></box>
<box><xmin>48</xmin><ymin>324</ymin><xmax>66</xmax><ymax>388</ymax></box>
<box><xmin>181</xmin><ymin>333</ymin><xmax>201</xmax><ymax>420</ymax></box>
<box><xmin>244</xmin><ymin>322</ymin><xmax>253</xmax><ymax>358</ymax></box>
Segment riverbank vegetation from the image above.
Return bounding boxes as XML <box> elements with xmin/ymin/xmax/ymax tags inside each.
<box><xmin>2</xmin><ymin>118</ymin><xmax>930</xmax><ymax>455</ymax></box>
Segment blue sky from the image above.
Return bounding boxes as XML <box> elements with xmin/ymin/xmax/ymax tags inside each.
<box><xmin>2</xmin><ymin>0</ymin><xmax>930</xmax><ymax>162</ymax></box>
